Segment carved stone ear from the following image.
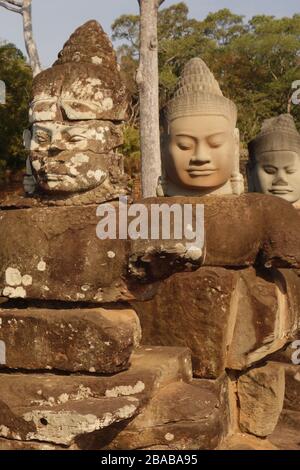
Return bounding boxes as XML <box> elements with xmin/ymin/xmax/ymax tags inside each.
<box><xmin>230</xmin><ymin>128</ymin><xmax>244</xmax><ymax>195</ymax></box>
<box><xmin>233</xmin><ymin>127</ymin><xmax>240</xmax><ymax>159</ymax></box>
<box><xmin>23</xmin><ymin>129</ymin><xmax>31</xmax><ymax>150</ymax></box>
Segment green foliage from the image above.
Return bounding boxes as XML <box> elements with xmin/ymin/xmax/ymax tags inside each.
<box><xmin>112</xmin><ymin>3</ymin><xmax>300</xmax><ymax>148</ymax></box>
<box><xmin>0</xmin><ymin>42</ymin><xmax>32</xmax><ymax>184</ymax></box>
<box><xmin>121</xmin><ymin>125</ymin><xmax>141</xmax><ymax>180</ymax></box>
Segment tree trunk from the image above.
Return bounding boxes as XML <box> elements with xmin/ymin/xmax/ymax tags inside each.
<box><xmin>137</xmin><ymin>0</ymin><xmax>164</xmax><ymax>198</ymax></box>
<box><xmin>22</xmin><ymin>0</ymin><xmax>41</xmax><ymax>76</ymax></box>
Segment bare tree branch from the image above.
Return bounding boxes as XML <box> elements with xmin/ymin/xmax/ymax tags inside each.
<box><xmin>137</xmin><ymin>0</ymin><xmax>165</xmax><ymax>197</ymax></box>
<box><xmin>0</xmin><ymin>0</ymin><xmax>42</xmax><ymax>76</ymax></box>
<box><xmin>22</xmin><ymin>0</ymin><xmax>42</xmax><ymax>76</ymax></box>
<box><xmin>6</xmin><ymin>0</ymin><xmax>23</xmax><ymax>7</ymax></box>
<box><xmin>0</xmin><ymin>0</ymin><xmax>22</xmax><ymax>13</ymax></box>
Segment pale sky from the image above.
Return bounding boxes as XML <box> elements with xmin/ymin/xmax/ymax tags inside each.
<box><xmin>0</xmin><ymin>0</ymin><xmax>299</xmax><ymax>68</ymax></box>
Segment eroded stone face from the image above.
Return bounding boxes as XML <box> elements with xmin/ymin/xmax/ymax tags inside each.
<box><xmin>250</xmin><ymin>150</ymin><xmax>300</xmax><ymax>204</ymax></box>
<box><xmin>24</xmin><ymin>20</ymin><xmax>128</xmax><ymax>198</ymax></box>
<box><xmin>27</xmin><ymin>121</ymin><xmax>122</xmax><ymax>194</ymax></box>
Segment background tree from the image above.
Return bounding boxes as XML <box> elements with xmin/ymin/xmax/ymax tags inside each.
<box><xmin>0</xmin><ymin>0</ymin><xmax>41</xmax><ymax>76</ymax></box>
<box><xmin>0</xmin><ymin>42</ymin><xmax>32</xmax><ymax>186</ymax></box>
<box><xmin>112</xmin><ymin>3</ymin><xmax>300</xmax><ymax>174</ymax></box>
<box><xmin>136</xmin><ymin>0</ymin><xmax>165</xmax><ymax>197</ymax></box>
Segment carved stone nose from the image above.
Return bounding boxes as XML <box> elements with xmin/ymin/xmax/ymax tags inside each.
<box><xmin>272</xmin><ymin>176</ymin><xmax>288</xmax><ymax>186</ymax></box>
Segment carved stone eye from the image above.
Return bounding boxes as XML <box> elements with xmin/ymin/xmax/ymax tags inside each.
<box><xmin>69</xmin><ymin>135</ymin><xmax>85</xmax><ymax>142</ymax></box>
<box><xmin>36</xmin><ymin>133</ymin><xmax>50</xmax><ymax>144</ymax></box>
<box><xmin>177</xmin><ymin>143</ymin><xmax>192</xmax><ymax>151</ymax></box>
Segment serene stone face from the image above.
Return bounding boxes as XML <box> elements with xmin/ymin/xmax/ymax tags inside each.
<box><xmin>166</xmin><ymin>115</ymin><xmax>238</xmax><ymax>190</ymax></box>
<box><xmin>251</xmin><ymin>151</ymin><xmax>300</xmax><ymax>203</ymax></box>
<box><xmin>27</xmin><ymin>120</ymin><xmax>122</xmax><ymax>194</ymax></box>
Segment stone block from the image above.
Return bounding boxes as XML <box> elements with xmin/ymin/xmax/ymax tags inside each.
<box><xmin>76</xmin><ymin>377</ymin><xmax>229</xmax><ymax>450</ymax></box>
<box><xmin>238</xmin><ymin>362</ymin><xmax>285</xmax><ymax>437</ymax></box>
<box><xmin>270</xmin><ymin>409</ymin><xmax>300</xmax><ymax>450</ymax></box>
<box><xmin>0</xmin><ymin>307</ymin><xmax>141</xmax><ymax>373</ymax></box>
<box><xmin>227</xmin><ymin>268</ymin><xmax>298</xmax><ymax>369</ymax></box>
<box><xmin>0</xmin><ymin>346</ymin><xmax>192</xmax><ymax>446</ymax></box>
<box><xmin>133</xmin><ymin>267</ymin><xmax>238</xmax><ymax>378</ymax></box>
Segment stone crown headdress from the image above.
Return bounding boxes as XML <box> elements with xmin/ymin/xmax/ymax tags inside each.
<box><xmin>248</xmin><ymin>114</ymin><xmax>300</xmax><ymax>161</ymax></box>
<box><xmin>30</xmin><ymin>20</ymin><xmax>128</xmax><ymax>123</ymax></box>
<box><xmin>166</xmin><ymin>58</ymin><xmax>237</xmax><ymax>125</ymax></box>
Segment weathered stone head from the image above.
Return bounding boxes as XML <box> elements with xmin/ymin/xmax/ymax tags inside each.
<box><xmin>24</xmin><ymin>20</ymin><xmax>128</xmax><ymax>195</ymax></box>
<box><xmin>161</xmin><ymin>58</ymin><xmax>244</xmax><ymax>197</ymax></box>
<box><xmin>248</xmin><ymin>114</ymin><xmax>300</xmax><ymax>205</ymax></box>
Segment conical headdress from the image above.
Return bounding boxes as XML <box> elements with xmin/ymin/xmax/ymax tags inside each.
<box><xmin>167</xmin><ymin>58</ymin><xmax>237</xmax><ymax>125</ymax></box>
<box><xmin>30</xmin><ymin>20</ymin><xmax>128</xmax><ymax>123</ymax></box>
<box><xmin>248</xmin><ymin>114</ymin><xmax>300</xmax><ymax>161</ymax></box>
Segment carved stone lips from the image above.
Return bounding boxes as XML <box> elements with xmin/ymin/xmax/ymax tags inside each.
<box><xmin>187</xmin><ymin>168</ymin><xmax>218</xmax><ymax>176</ymax></box>
<box><xmin>269</xmin><ymin>188</ymin><xmax>293</xmax><ymax>194</ymax></box>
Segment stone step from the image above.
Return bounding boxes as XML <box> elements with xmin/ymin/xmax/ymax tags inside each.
<box><xmin>0</xmin><ymin>346</ymin><xmax>192</xmax><ymax>447</ymax></box>
<box><xmin>78</xmin><ymin>377</ymin><xmax>229</xmax><ymax>450</ymax></box>
<box><xmin>0</xmin><ymin>307</ymin><xmax>141</xmax><ymax>373</ymax></box>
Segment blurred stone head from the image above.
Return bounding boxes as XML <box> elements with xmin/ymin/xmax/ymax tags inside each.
<box><xmin>248</xmin><ymin>114</ymin><xmax>300</xmax><ymax>204</ymax></box>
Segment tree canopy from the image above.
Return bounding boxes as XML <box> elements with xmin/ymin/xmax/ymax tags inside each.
<box><xmin>112</xmin><ymin>3</ymin><xmax>300</xmax><ymax>153</ymax></box>
<box><xmin>0</xmin><ymin>42</ymin><xmax>32</xmax><ymax>184</ymax></box>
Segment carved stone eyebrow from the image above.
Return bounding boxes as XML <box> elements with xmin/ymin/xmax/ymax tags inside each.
<box><xmin>67</xmin><ymin>128</ymin><xmax>89</xmax><ymax>136</ymax></box>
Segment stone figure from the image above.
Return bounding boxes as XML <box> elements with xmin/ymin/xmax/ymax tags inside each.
<box><xmin>132</xmin><ymin>58</ymin><xmax>300</xmax><ymax>449</ymax></box>
<box><xmin>247</xmin><ymin>114</ymin><xmax>300</xmax><ymax>209</ymax></box>
<box><xmin>0</xmin><ymin>31</ymin><xmax>300</xmax><ymax>450</ymax></box>
<box><xmin>22</xmin><ymin>19</ymin><xmax>128</xmax><ymax>205</ymax></box>
<box><xmin>159</xmin><ymin>58</ymin><xmax>244</xmax><ymax>197</ymax></box>
<box><xmin>0</xmin><ymin>22</ymin><xmax>207</xmax><ymax>451</ymax></box>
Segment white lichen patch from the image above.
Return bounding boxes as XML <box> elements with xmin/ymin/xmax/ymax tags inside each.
<box><xmin>24</xmin><ymin>402</ymin><xmax>137</xmax><ymax>445</ymax></box>
<box><xmin>69</xmin><ymin>166</ymin><xmax>79</xmax><ymax>176</ymax></box>
<box><xmin>92</xmin><ymin>56</ymin><xmax>103</xmax><ymax>65</ymax></box>
<box><xmin>81</xmin><ymin>285</ymin><xmax>90</xmax><ymax>292</ymax></box>
<box><xmin>185</xmin><ymin>246</ymin><xmax>203</xmax><ymax>261</ymax></box>
<box><xmin>93</xmin><ymin>292</ymin><xmax>103</xmax><ymax>302</ymax></box>
<box><xmin>22</xmin><ymin>274</ymin><xmax>33</xmax><ymax>287</ymax></box>
<box><xmin>3</xmin><ymin>286</ymin><xmax>26</xmax><ymax>299</ymax></box>
<box><xmin>102</xmin><ymin>97</ymin><xmax>113</xmax><ymax>111</ymax></box>
<box><xmin>87</xmin><ymin>169</ymin><xmax>106</xmax><ymax>182</ymax></box>
<box><xmin>37</xmin><ymin>260</ymin><xmax>46</xmax><ymax>271</ymax></box>
<box><xmin>5</xmin><ymin>267</ymin><xmax>22</xmax><ymax>287</ymax></box>
<box><xmin>86</xmin><ymin>78</ymin><xmax>102</xmax><ymax>87</ymax></box>
<box><xmin>107</xmin><ymin>251</ymin><xmax>116</xmax><ymax>259</ymax></box>
<box><xmin>165</xmin><ymin>433</ymin><xmax>174</xmax><ymax>441</ymax></box>
<box><xmin>76</xmin><ymin>293</ymin><xmax>85</xmax><ymax>300</ymax></box>
<box><xmin>105</xmin><ymin>381</ymin><xmax>145</xmax><ymax>398</ymax></box>
<box><xmin>95</xmin><ymin>127</ymin><xmax>106</xmax><ymax>143</ymax></box>
<box><xmin>94</xmin><ymin>91</ymin><xmax>104</xmax><ymax>101</ymax></box>
<box><xmin>58</xmin><ymin>393</ymin><xmax>69</xmax><ymax>404</ymax></box>
<box><xmin>47</xmin><ymin>181</ymin><xmax>59</xmax><ymax>189</ymax></box>
<box><xmin>31</xmin><ymin>385</ymin><xmax>94</xmax><ymax>408</ymax></box>
<box><xmin>32</xmin><ymin>160</ymin><xmax>41</xmax><ymax>171</ymax></box>
<box><xmin>71</xmin><ymin>153</ymin><xmax>89</xmax><ymax>165</ymax></box>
